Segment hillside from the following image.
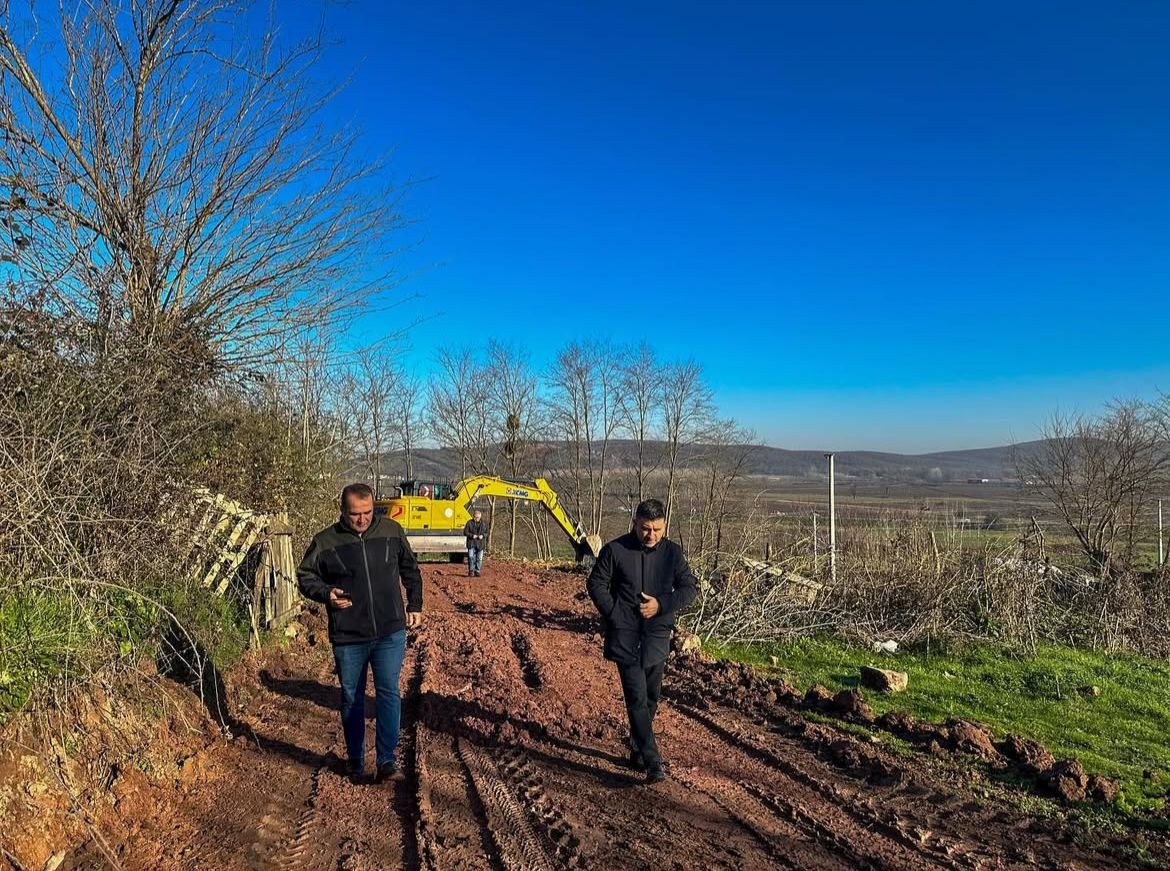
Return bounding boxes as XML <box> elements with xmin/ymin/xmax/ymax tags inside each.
<box><xmin>366</xmin><ymin>440</ymin><xmax>1045</xmax><ymax>485</ymax></box>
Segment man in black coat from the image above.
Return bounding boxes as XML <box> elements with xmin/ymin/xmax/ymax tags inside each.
<box><xmin>463</xmin><ymin>508</ymin><xmax>488</xmax><ymax>577</ymax></box>
<box><xmin>586</xmin><ymin>498</ymin><xmax>698</xmax><ymax>783</ymax></box>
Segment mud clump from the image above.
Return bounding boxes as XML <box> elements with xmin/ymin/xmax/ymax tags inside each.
<box><xmin>944</xmin><ymin>719</ymin><xmax>1001</xmax><ymax>761</ymax></box>
<box><xmin>874</xmin><ymin>713</ymin><xmax>1122</xmax><ymax>807</ymax></box>
<box><xmin>998</xmin><ymin>734</ymin><xmax>1055</xmax><ymax>777</ymax></box>
<box><xmin>674</xmin><ymin>655</ymin><xmax>802</xmax><ymax>714</ymax></box>
<box><xmin>1086</xmin><ymin>774</ymin><xmax>1120</xmax><ymax>804</ymax></box>
<box><xmin>1037</xmin><ymin>759</ymin><xmax>1120</xmax><ymax>804</ymax></box>
<box><xmin>1042</xmin><ymin>759</ymin><xmax>1091</xmax><ymax>802</ymax></box>
<box><xmin>829</xmin><ymin>689</ymin><xmax>875</xmax><ymax>724</ymax></box>
<box><xmin>801</xmin><ymin>723</ymin><xmax>903</xmax><ymax>785</ymax></box>
<box><xmin>803</xmin><ymin>684</ymin><xmax>834</xmax><ymax>711</ymax></box>
<box><xmin>798</xmin><ymin>684</ymin><xmax>878</xmax><ymax>723</ymax></box>
<box><xmin>876</xmin><ymin>710</ymin><xmax>939</xmax><ymax>745</ymax></box>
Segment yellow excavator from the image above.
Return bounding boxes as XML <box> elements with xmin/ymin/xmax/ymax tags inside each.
<box><xmin>374</xmin><ymin>475</ymin><xmax>602</xmax><ymax>564</ymax></box>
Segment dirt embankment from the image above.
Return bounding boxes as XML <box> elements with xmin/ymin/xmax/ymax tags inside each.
<box><xmin>4</xmin><ymin>561</ymin><xmax>1165</xmax><ymax>870</ymax></box>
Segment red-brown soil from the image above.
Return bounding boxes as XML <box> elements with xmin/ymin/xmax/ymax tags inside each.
<box><xmin>5</xmin><ymin>561</ymin><xmax>1166</xmax><ymax>869</ymax></box>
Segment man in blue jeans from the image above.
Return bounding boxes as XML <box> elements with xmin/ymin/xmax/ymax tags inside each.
<box><xmin>463</xmin><ymin>508</ymin><xmax>487</xmax><ymax>576</ymax></box>
<box><xmin>297</xmin><ymin>483</ymin><xmax>423</xmax><ymax>784</ymax></box>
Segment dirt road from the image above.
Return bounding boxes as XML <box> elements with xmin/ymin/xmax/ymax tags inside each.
<box><xmin>58</xmin><ymin>561</ymin><xmax>1156</xmax><ymax>869</ymax></box>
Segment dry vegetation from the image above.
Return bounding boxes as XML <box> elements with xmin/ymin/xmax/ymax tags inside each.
<box><xmin>413</xmin><ymin>337</ymin><xmax>1170</xmax><ymax>661</ymax></box>
<box><xmin>0</xmin><ymin>0</ymin><xmax>399</xmax><ymax>715</ymax></box>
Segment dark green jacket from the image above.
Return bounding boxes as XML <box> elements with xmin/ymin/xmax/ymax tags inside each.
<box><xmin>296</xmin><ymin>515</ymin><xmax>422</xmax><ymax>645</ymax></box>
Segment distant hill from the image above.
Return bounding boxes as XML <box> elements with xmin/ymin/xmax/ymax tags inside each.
<box><xmin>367</xmin><ymin>439</ymin><xmax>1045</xmax><ymax>485</ymax></box>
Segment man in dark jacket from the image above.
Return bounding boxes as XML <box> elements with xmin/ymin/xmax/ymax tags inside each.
<box><xmin>297</xmin><ymin>483</ymin><xmax>423</xmax><ymax>784</ymax></box>
<box><xmin>463</xmin><ymin>508</ymin><xmax>487</xmax><ymax>577</ymax></box>
<box><xmin>586</xmin><ymin>498</ymin><xmax>698</xmax><ymax>783</ymax></box>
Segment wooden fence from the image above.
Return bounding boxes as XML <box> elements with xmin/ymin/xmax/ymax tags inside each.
<box><xmin>181</xmin><ymin>489</ymin><xmax>300</xmax><ymax>641</ymax></box>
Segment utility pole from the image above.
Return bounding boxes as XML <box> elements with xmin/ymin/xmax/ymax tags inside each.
<box><xmin>825</xmin><ymin>452</ymin><xmax>837</xmax><ymax>584</ymax></box>
<box><xmin>1159</xmin><ymin>499</ymin><xmax>1165</xmax><ymax>568</ymax></box>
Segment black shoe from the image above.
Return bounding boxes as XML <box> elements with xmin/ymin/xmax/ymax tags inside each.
<box><xmin>624</xmin><ymin>751</ymin><xmax>646</xmax><ymax>772</ymax></box>
<box><xmin>645</xmin><ymin>763</ymin><xmax>666</xmax><ymax>784</ymax></box>
<box><xmin>345</xmin><ymin>760</ymin><xmax>365</xmax><ymax>784</ymax></box>
<box><xmin>375</xmin><ymin>762</ymin><xmax>405</xmax><ymax>784</ymax></box>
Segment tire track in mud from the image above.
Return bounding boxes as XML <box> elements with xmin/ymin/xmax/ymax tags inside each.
<box><xmin>671</xmin><ymin>667</ymin><xmax>1132</xmax><ymax>870</ymax></box>
<box><xmin>426</xmin><ymin>570</ymin><xmax>460</xmax><ymax>614</ymax></box>
<box><xmin>668</xmin><ymin>698</ymin><xmax>1079</xmax><ymax>871</ymax></box>
<box><xmin>417</xmin><ymin>603</ymin><xmax>582</xmax><ymax>871</ymax></box>
<box><xmin>410</xmin><ymin>640</ymin><xmax>445</xmax><ymax>871</ymax></box>
<box><xmin>723</xmin><ymin>701</ymin><xmax>1023</xmax><ymax>868</ymax></box>
<box><xmin>664</xmin><ymin>700</ymin><xmax>958</xmax><ymax>871</ymax></box>
<box><xmin>253</xmin><ymin>642</ymin><xmax>424</xmax><ymax>871</ymax></box>
<box><xmin>456</xmin><ymin>739</ymin><xmax>558</xmax><ymax>871</ymax></box>
<box><xmin>667</xmin><ymin>764</ymin><xmax>832</xmax><ymax>871</ymax></box>
<box><xmin>509</xmin><ymin>632</ymin><xmax>544</xmax><ymax>690</ymax></box>
<box><xmin>495</xmin><ymin>747</ymin><xmax>582</xmax><ymax>868</ymax></box>
<box><xmin>248</xmin><ymin>657</ymin><xmax>340</xmax><ymax>871</ymax></box>
<box><xmin>414</xmin><ymin>635</ymin><xmax>517</xmax><ymax>871</ymax></box>
<box><xmin>263</xmin><ymin>760</ymin><xmax>329</xmax><ymax>870</ymax></box>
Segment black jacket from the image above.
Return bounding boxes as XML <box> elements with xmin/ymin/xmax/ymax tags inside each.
<box><xmin>296</xmin><ymin>515</ymin><xmax>423</xmax><ymax>645</ymax></box>
<box><xmin>463</xmin><ymin>518</ymin><xmax>488</xmax><ymax>550</ymax></box>
<box><xmin>586</xmin><ymin>532</ymin><xmax>698</xmax><ymax>666</ymax></box>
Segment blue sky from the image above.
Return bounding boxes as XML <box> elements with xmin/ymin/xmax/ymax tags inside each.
<box><xmin>290</xmin><ymin>1</ymin><xmax>1170</xmax><ymax>452</ymax></box>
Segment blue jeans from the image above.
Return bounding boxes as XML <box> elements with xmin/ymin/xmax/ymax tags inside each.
<box><xmin>468</xmin><ymin>546</ymin><xmax>484</xmax><ymax>574</ymax></box>
<box><xmin>333</xmin><ymin>630</ymin><xmax>407</xmax><ymax>768</ymax></box>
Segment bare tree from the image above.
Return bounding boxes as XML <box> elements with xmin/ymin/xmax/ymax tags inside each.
<box><xmin>660</xmin><ymin>360</ymin><xmax>714</xmax><ymax>533</ymax></box>
<box><xmin>590</xmin><ymin>343</ymin><xmax>624</xmax><ymax>534</ymax></box>
<box><xmin>486</xmin><ymin>342</ymin><xmax>548</xmax><ymax>554</ymax></box>
<box><xmin>547</xmin><ymin>341</ymin><xmax>622</xmax><ymax>536</ymax></box>
<box><xmin>619</xmin><ymin>343</ymin><xmax>663</xmax><ymax>505</ymax></box>
<box><xmin>1020</xmin><ymin>402</ymin><xmax>1169</xmax><ymax>577</ymax></box>
<box><xmin>427</xmin><ymin>348</ymin><xmax>492</xmax><ymax>482</ymax></box>
<box><xmin>339</xmin><ymin>349</ymin><xmax>400</xmax><ymax>497</ymax></box>
<box><xmin>390</xmin><ymin>369</ymin><xmax>424</xmax><ymax>481</ymax></box>
<box><xmin>287</xmin><ymin>332</ymin><xmax>348</xmax><ymax>466</ymax></box>
<box><xmin>547</xmin><ymin>343</ymin><xmax>592</xmax><ymax>525</ymax></box>
<box><xmin>689</xmin><ymin>420</ymin><xmax>758</xmax><ymax>564</ymax></box>
<box><xmin>0</xmin><ymin>0</ymin><xmax>405</xmax><ymax>370</ymax></box>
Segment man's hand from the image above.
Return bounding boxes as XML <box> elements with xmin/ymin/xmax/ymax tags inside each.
<box><xmin>329</xmin><ymin>588</ymin><xmax>352</xmax><ymax>609</ymax></box>
<box><xmin>639</xmin><ymin>592</ymin><xmax>660</xmax><ymax>619</ymax></box>
<box><xmin>406</xmin><ymin>611</ymin><xmax>423</xmax><ymax>629</ymax></box>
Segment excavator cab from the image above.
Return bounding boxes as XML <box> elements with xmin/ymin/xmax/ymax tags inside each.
<box><xmin>396</xmin><ymin>480</ymin><xmax>452</xmax><ymax>499</ymax></box>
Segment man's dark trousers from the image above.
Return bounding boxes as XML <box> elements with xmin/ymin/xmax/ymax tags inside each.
<box><xmin>618</xmin><ymin>659</ymin><xmax>665</xmax><ymax>766</ymax></box>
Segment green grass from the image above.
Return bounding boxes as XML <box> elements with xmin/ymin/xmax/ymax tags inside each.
<box><xmin>709</xmin><ymin>636</ymin><xmax>1170</xmax><ymax>816</ymax></box>
<box><xmin>0</xmin><ymin>580</ymin><xmax>251</xmax><ymax>719</ymax></box>
<box><xmin>0</xmin><ymin>585</ymin><xmax>148</xmax><ymax>713</ymax></box>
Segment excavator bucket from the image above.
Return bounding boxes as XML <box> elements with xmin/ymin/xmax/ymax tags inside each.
<box><xmin>575</xmin><ymin>534</ymin><xmax>603</xmax><ymax>567</ymax></box>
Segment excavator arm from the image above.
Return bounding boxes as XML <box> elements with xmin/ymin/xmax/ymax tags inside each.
<box><xmin>450</xmin><ymin>476</ymin><xmax>602</xmax><ymax>561</ymax></box>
